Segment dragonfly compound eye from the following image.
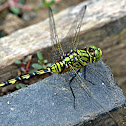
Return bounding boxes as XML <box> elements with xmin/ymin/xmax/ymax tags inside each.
<box><xmin>95</xmin><ymin>48</ymin><xmax>102</xmax><ymax>62</ymax></box>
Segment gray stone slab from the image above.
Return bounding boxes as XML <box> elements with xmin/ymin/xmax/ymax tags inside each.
<box><xmin>0</xmin><ymin>0</ymin><xmax>126</xmax><ymax>69</ymax></box>
<box><xmin>0</xmin><ymin>60</ymin><xmax>125</xmax><ymax>126</ymax></box>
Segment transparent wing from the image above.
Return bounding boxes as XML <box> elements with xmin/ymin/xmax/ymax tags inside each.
<box><xmin>48</xmin><ymin>7</ymin><xmax>64</xmax><ymax>63</ymax></box>
<box><xmin>48</xmin><ymin>5</ymin><xmax>86</xmax><ymax>63</ymax></box>
<box><xmin>78</xmin><ymin>59</ymin><xmax>125</xmax><ymax>125</ymax></box>
<box><xmin>60</xmin><ymin>5</ymin><xmax>87</xmax><ymax>53</ymax></box>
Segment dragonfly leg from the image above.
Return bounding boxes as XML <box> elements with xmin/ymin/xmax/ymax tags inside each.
<box><xmin>68</xmin><ymin>80</ymin><xmax>75</xmax><ymax>108</ymax></box>
<box><xmin>69</xmin><ymin>68</ymin><xmax>81</xmax><ymax>108</ymax></box>
<box><xmin>84</xmin><ymin>66</ymin><xmax>95</xmax><ymax>85</ymax></box>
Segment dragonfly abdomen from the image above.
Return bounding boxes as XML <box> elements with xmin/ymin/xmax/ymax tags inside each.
<box><xmin>0</xmin><ymin>68</ymin><xmax>51</xmax><ymax>87</ymax></box>
<box><xmin>50</xmin><ymin>62</ymin><xmax>66</xmax><ymax>74</ymax></box>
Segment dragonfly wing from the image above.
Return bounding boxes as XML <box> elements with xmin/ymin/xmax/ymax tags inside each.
<box><xmin>48</xmin><ymin>7</ymin><xmax>64</xmax><ymax>63</ymax></box>
<box><xmin>78</xmin><ymin>59</ymin><xmax>125</xmax><ymax>125</ymax></box>
<box><xmin>60</xmin><ymin>5</ymin><xmax>87</xmax><ymax>53</ymax></box>
<box><xmin>48</xmin><ymin>5</ymin><xmax>86</xmax><ymax>63</ymax></box>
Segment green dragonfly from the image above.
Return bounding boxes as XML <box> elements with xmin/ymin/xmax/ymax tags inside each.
<box><xmin>0</xmin><ymin>5</ymin><xmax>125</xmax><ymax>125</ymax></box>
<box><xmin>0</xmin><ymin>6</ymin><xmax>102</xmax><ymax>93</ymax></box>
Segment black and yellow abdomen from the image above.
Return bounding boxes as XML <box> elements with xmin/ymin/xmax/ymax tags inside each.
<box><xmin>51</xmin><ymin>62</ymin><xmax>65</xmax><ymax>74</ymax></box>
<box><xmin>0</xmin><ymin>68</ymin><xmax>51</xmax><ymax>87</ymax></box>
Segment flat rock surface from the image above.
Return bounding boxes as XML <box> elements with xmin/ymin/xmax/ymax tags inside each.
<box><xmin>0</xmin><ymin>60</ymin><xmax>125</xmax><ymax>126</ymax></box>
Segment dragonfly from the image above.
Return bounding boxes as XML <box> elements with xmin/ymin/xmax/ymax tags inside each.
<box><xmin>0</xmin><ymin>6</ymin><xmax>102</xmax><ymax>92</ymax></box>
<box><xmin>0</xmin><ymin>5</ymin><xmax>124</xmax><ymax>125</ymax></box>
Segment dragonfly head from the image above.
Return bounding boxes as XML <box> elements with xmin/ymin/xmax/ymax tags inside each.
<box><xmin>88</xmin><ymin>46</ymin><xmax>102</xmax><ymax>62</ymax></box>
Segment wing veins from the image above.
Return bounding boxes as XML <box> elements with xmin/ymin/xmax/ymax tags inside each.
<box><xmin>48</xmin><ymin>7</ymin><xmax>64</xmax><ymax>56</ymax></box>
<box><xmin>61</xmin><ymin>5</ymin><xmax>87</xmax><ymax>52</ymax></box>
<box><xmin>72</xmin><ymin>6</ymin><xmax>87</xmax><ymax>50</ymax></box>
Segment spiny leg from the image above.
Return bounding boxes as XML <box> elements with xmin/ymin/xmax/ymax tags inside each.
<box><xmin>68</xmin><ymin>66</ymin><xmax>95</xmax><ymax>108</ymax></box>
<box><xmin>69</xmin><ymin>68</ymin><xmax>81</xmax><ymax>108</ymax></box>
<box><xmin>68</xmin><ymin>80</ymin><xmax>75</xmax><ymax>108</ymax></box>
<box><xmin>84</xmin><ymin>66</ymin><xmax>95</xmax><ymax>85</ymax></box>
<box><xmin>69</xmin><ymin>68</ymin><xmax>91</xmax><ymax>102</ymax></box>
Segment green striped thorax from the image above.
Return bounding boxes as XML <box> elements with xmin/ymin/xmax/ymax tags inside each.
<box><xmin>51</xmin><ymin>46</ymin><xmax>102</xmax><ymax>74</ymax></box>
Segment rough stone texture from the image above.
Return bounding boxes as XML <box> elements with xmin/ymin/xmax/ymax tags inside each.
<box><xmin>0</xmin><ymin>60</ymin><xmax>125</xmax><ymax>126</ymax></box>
